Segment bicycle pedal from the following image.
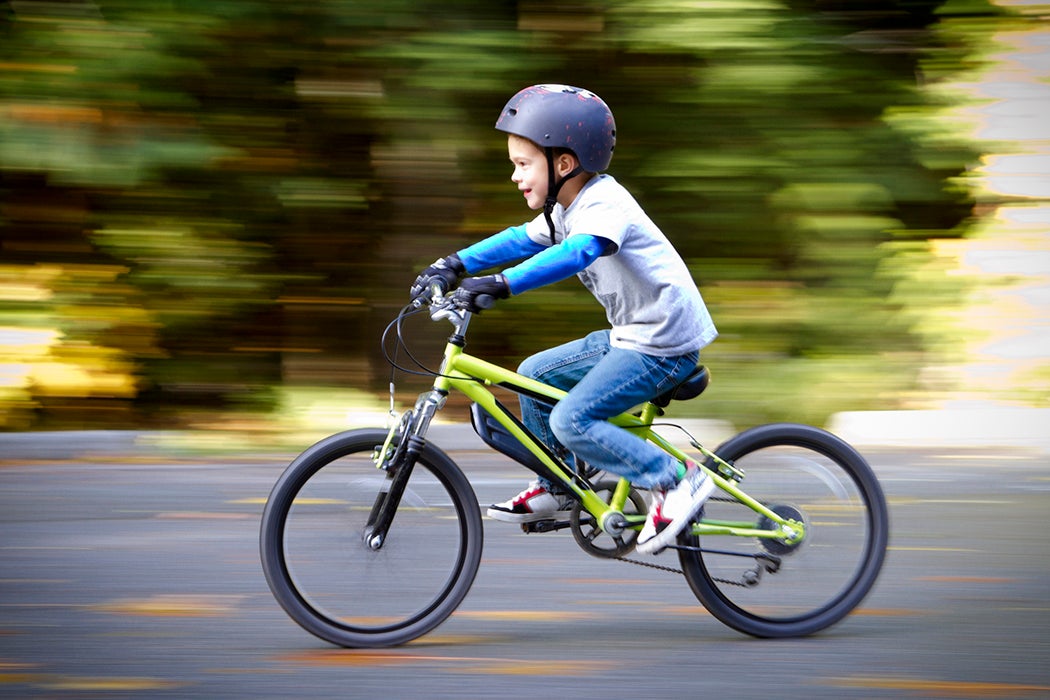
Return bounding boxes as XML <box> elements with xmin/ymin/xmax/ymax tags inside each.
<box><xmin>521</xmin><ymin>518</ymin><xmax>572</xmax><ymax>534</ymax></box>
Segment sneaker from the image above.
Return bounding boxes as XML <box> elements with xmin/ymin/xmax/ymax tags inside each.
<box><xmin>486</xmin><ymin>480</ymin><xmax>572</xmax><ymax>523</ymax></box>
<box><xmin>636</xmin><ymin>464</ymin><xmax>715</xmax><ymax>554</ymax></box>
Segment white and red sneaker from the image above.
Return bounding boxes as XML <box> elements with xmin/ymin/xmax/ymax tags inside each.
<box><xmin>486</xmin><ymin>480</ymin><xmax>572</xmax><ymax>523</ymax></box>
<box><xmin>636</xmin><ymin>464</ymin><xmax>714</xmax><ymax>554</ymax></box>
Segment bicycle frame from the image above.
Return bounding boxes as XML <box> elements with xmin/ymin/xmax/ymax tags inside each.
<box><xmin>391</xmin><ymin>303</ymin><xmax>805</xmax><ymax>547</ymax></box>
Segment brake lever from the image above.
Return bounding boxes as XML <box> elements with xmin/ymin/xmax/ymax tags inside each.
<box><xmin>428</xmin><ymin>291</ymin><xmax>468</xmax><ymax>325</ymax></box>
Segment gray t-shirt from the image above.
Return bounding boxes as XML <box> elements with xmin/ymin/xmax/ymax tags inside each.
<box><xmin>525</xmin><ymin>175</ymin><xmax>718</xmax><ymax>356</ymax></box>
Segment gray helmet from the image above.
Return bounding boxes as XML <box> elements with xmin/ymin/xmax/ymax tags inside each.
<box><xmin>495</xmin><ymin>84</ymin><xmax>616</xmax><ymax>172</ymax></box>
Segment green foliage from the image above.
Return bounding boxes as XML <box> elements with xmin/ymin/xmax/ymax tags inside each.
<box><xmin>0</xmin><ymin>0</ymin><xmax>1004</xmax><ymax>429</ymax></box>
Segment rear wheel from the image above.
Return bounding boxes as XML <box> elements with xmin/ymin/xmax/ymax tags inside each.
<box><xmin>260</xmin><ymin>429</ymin><xmax>483</xmax><ymax>647</ymax></box>
<box><xmin>679</xmin><ymin>423</ymin><xmax>888</xmax><ymax>638</ymax></box>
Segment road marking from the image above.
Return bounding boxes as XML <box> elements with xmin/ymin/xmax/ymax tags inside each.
<box><xmin>650</xmin><ymin>605</ymin><xmax>712</xmax><ymax>616</ymax></box>
<box><xmin>921</xmin><ymin>499</ymin><xmax>1013</xmax><ymax>504</ymax></box>
<box><xmin>38</xmin><ymin>676</ymin><xmax>182</xmax><ymax>691</ymax></box>
<box><xmin>0</xmin><ymin>661</ymin><xmax>44</xmax><ymax>686</ymax></box>
<box><xmin>889</xmin><ymin>497</ymin><xmax>1013</xmax><ymax>505</ymax></box>
<box><xmin>917</xmin><ymin>575</ymin><xmax>1016</xmax><ymax>583</ymax></box>
<box><xmin>91</xmin><ymin>595</ymin><xmax>243</xmax><ymax>617</ymax></box>
<box><xmin>279</xmin><ymin>649</ymin><xmax>613</xmax><ymax>676</ymax></box>
<box><xmin>825</xmin><ymin>676</ymin><xmax>1050</xmax><ymax>696</ymax></box>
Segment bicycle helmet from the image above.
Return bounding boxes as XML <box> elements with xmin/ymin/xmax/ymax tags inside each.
<box><xmin>496</xmin><ymin>84</ymin><xmax>616</xmax><ymax>243</ymax></box>
<box><xmin>495</xmin><ymin>84</ymin><xmax>616</xmax><ymax>173</ymax></box>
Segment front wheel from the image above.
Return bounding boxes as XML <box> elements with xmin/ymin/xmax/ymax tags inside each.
<box><xmin>260</xmin><ymin>429</ymin><xmax>483</xmax><ymax>648</ymax></box>
<box><xmin>679</xmin><ymin>423</ymin><xmax>888</xmax><ymax>638</ymax></box>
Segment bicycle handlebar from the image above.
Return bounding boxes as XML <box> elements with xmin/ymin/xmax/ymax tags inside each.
<box><xmin>412</xmin><ymin>284</ymin><xmax>495</xmax><ymax>319</ymax></box>
<box><xmin>409</xmin><ymin>286</ymin><xmax>471</xmax><ymax>330</ymax></box>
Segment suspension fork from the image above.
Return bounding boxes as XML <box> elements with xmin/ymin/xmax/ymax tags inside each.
<box><xmin>364</xmin><ymin>390</ymin><xmax>447</xmax><ymax>550</ymax></box>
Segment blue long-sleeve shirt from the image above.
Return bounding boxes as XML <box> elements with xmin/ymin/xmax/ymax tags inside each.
<box><xmin>457</xmin><ymin>225</ymin><xmax>611</xmax><ymax>295</ymax></box>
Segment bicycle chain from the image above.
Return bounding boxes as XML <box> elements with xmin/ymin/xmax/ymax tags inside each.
<box><xmin>610</xmin><ymin>552</ymin><xmax>750</xmax><ymax>587</ymax></box>
<box><xmin>611</xmin><ymin>553</ymin><xmax>682</xmax><ymax>575</ymax></box>
<box><xmin>608</xmin><ymin>496</ymin><xmax>753</xmax><ymax>586</ymax></box>
<box><xmin>570</xmin><ymin>495</ymin><xmax>753</xmax><ymax>586</ymax></box>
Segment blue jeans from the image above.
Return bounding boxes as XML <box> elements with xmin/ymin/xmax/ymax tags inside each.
<box><xmin>517</xmin><ymin>330</ymin><xmax>700</xmax><ymax>490</ymax></box>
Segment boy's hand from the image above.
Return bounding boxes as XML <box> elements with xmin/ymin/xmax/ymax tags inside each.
<box><xmin>410</xmin><ymin>254</ymin><xmax>465</xmax><ymax>302</ymax></box>
<box><xmin>452</xmin><ymin>275</ymin><xmax>510</xmax><ymax>313</ymax></box>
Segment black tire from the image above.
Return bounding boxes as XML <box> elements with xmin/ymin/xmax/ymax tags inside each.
<box><xmin>679</xmin><ymin>423</ymin><xmax>888</xmax><ymax>638</ymax></box>
<box><xmin>260</xmin><ymin>429</ymin><xmax>483</xmax><ymax>648</ymax></box>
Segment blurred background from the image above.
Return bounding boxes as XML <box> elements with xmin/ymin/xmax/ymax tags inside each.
<box><xmin>1</xmin><ymin>0</ymin><xmax>1047</xmax><ymax>443</ymax></box>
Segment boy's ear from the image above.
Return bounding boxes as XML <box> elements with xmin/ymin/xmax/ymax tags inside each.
<box><xmin>555</xmin><ymin>151</ymin><xmax>581</xmax><ymax>176</ymax></box>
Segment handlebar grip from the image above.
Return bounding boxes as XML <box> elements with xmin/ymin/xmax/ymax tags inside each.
<box><xmin>474</xmin><ymin>294</ymin><xmax>496</xmax><ymax>310</ymax></box>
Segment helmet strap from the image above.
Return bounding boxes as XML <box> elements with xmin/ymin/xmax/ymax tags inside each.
<box><xmin>542</xmin><ymin>147</ymin><xmax>584</xmax><ymax>246</ymax></box>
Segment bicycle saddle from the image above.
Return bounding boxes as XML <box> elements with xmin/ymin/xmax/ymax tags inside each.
<box><xmin>652</xmin><ymin>365</ymin><xmax>710</xmax><ymax>408</ymax></box>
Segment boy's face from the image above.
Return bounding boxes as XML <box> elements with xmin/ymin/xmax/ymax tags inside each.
<box><xmin>507</xmin><ymin>135</ymin><xmax>548</xmax><ymax>210</ymax></box>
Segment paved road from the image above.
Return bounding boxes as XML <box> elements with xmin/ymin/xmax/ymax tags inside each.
<box><xmin>1</xmin><ymin>440</ymin><xmax>1048</xmax><ymax>699</ymax></box>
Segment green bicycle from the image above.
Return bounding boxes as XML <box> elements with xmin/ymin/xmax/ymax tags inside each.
<box><xmin>259</xmin><ymin>290</ymin><xmax>889</xmax><ymax>648</ymax></box>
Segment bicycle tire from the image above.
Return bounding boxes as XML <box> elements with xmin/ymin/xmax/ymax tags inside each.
<box><xmin>678</xmin><ymin>423</ymin><xmax>888</xmax><ymax>638</ymax></box>
<box><xmin>260</xmin><ymin>428</ymin><xmax>483</xmax><ymax>648</ymax></box>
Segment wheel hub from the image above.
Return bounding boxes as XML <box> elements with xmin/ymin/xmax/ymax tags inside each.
<box><xmin>757</xmin><ymin>504</ymin><xmax>807</xmax><ymax>555</ymax></box>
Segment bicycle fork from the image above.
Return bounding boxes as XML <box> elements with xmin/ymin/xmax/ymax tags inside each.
<box><xmin>364</xmin><ymin>390</ymin><xmax>447</xmax><ymax>550</ymax></box>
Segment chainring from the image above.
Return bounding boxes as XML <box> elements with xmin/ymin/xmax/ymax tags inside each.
<box><xmin>569</xmin><ymin>480</ymin><xmax>649</xmax><ymax>559</ymax></box>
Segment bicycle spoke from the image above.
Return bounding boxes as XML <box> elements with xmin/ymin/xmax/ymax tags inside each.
<box><xmin>679</xmin><ymin>424</ymin><xmax>887</xmax><ymax>637</ymax></box>
<box><xmin>260</xmin><ymin>430</ymin><xmax>483</xmax><ymax>647</ymax></box>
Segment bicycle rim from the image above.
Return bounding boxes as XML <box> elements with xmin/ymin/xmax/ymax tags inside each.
<box><xmin>260</xmin><ymin>429</ymin><xmax>483</xmax><ymax>647</ymax></box>
<box><xmin>679</xmin><ymin>423</ymin><xmax>888</xmax><ymax>638</ymax></box>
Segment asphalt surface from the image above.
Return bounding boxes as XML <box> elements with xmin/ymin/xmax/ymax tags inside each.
<box><xmin>1</xmin><ymin>427</ymin><xmax>1048</xmax><ymax>699</ymax></box>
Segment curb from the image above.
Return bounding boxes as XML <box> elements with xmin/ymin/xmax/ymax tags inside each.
<box><xmin>827</xmin><ymin>408</ymin><xmax>1050</xmax><ymax>453</ymax></box>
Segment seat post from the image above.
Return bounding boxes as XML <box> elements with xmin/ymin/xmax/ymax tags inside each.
<box><xmin>637</xmin><ymin>402</ymin><xmax>662</xmax><ymax>424</ymax></box>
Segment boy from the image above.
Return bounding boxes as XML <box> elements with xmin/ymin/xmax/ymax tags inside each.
<box><xmin>410</xmin><ymin>84</ymin><xmax>718</xmax><ymax>554</ymax></box>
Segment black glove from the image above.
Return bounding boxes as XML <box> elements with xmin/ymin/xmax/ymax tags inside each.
<box><xmin>452</xmin><ymin>274</ymin><xmax>510</xmax><ymax>313</ymax></box>
<box><xmin>410</xmin><ymin>254</ymin><xmax>466</xmax><ymax>302</ymax></box>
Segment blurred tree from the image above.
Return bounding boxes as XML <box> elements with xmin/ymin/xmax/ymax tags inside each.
<box><xmin>0</xmin><ymin>0</ymin><xmax>1002</xmax><ymax>429</ymax></box>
